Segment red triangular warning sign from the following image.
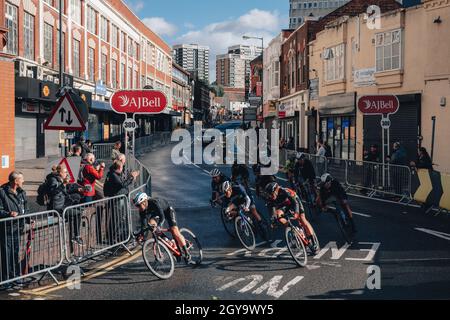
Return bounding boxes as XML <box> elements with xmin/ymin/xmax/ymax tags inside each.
<box><xmin>58</xmin><ymin>158</ymin><xmax>77</xmax><ymax>184</ymax></box>
<box><xmin>44</xmin><ymin>93</ymin><xmax>86</xmax><ymax>131</ymax></box>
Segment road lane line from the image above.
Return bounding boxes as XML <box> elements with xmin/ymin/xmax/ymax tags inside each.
<box><xmin>414</xmin><ymin>228</ymin><xmax>450</xmax><ymax>241</ymax></box>
<box><xmin>21</xmin><ymin>248</ymin><xmax>141</xmax><ymax>296</ymax></box>
<box><xmin>328</xmin><ymin>206</ymin><xmax>372</xmax><ymax>218</ymax></box>
<box><xmin>379</xmin><ymin>258</ymin><xmax>450</xmax><ymax>263</ymax></box>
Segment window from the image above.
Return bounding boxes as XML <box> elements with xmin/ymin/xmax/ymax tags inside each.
<box><xmin>88</xmin><ymin>47</ymin><xmax>95</xmax><ymax>81</ymax></box>
<box><xmin>121</xmin><ymin>32</ymin><xmax>126</xmax><ymax>52</ymax></box>
<box><xmin>73</xmin><ymin>39</ymin><xmax>80</xmax><ymax>77</ymax></box>
<box><xmin>134</xmin><ymin>70</ymin><xmax>138</xmax><ymax>89</ymax></box>
<box><xmin>71</xmin><ymin>0</ymin><xmax>81</xmax><ymax>25</ymax></box>
<box><xmin>86</xmin><ymin>6</ymin><xmax>97</xmax><ymax>34</ymax></box>
<box><xmin>273</xmin><ymin>61</ymin><xmax>280</xmax><ymax>87</ymax></box>
<box><xmin>127</xmin><ymin>66</ymin><xmax>132</xmax><ymax>88</ymax></box>
<box><xmin>325</xmin><ymin>43</ymin><xmax>345</xmax><ymax>81</ymax></box>
<box><xmin>376</xmin><ymin>29</ymin><xmax>401</xmax><ymax>72</ymax></box>
<box><xmin>23</xmin><ymin>13</ymin><xmax>35</xmax><ymax>60</ymax></box>
<box><xmin>44</xmin><ymin>23</ymin><xmax>53</xmax><ymax>67</ymax></box>
<box><xmin>120</xmin><ymin>63</ymin><xmax>125</xmax><ymax>88</ymax></box>
<box><xmin>128</xmin><ymin>37</ymin><xmax>133</xmax><ymax>56</ymax></box>
<box><xmin>111</xmin><ymin>24</ymin><xmax>118</xmax><ymax>48</ymax></box>
<box><xmin>111</xmin><ymin>59</ymin><xmax>117</xmax><ymax>88</ymax></box>
<box><xmin>5</xmin><ymin>3</ymin><xmax>18</xmax><ymax>55</ymax></box>
<box><xmin>56</xmin><ymin>31</ymin><xmax>65</xmax><ymax>71</ymax></box>
<box><xmin>101</xmin><ymin>53</ymin><xmax>107</xmax><ymax>84</ymax></box>
<box><xmin>100</xmin><ymin>17</ymin><xmax>108</xmax><ymax>41</ymax></box>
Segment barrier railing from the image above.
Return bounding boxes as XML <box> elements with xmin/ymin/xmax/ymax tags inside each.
<box><xmin>92</xmin><ymin>143</ymin><xmax>115</xmax><ymax>161</ymax></box>
<box><xmin>62</xmin><ymin>195</ymin><xmax>131</xmax><ymax>264</ymax></box>
<box><xmin>0</xmin><ymin>211</ymin><xmax>63</xmax><ymax>286</ymax></box>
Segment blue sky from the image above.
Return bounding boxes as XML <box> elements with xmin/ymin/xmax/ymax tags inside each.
<box><xmin>124</xmin><ymin>0</ymin><xmax>289</xmax><ymax>81</ymax></box>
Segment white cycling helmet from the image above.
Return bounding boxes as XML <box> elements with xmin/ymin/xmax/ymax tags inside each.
<box><xmin>222</xmin><ymin>181</ymin><xmax>232</xmax><ymax>192</ymax></box>
<box><xmin>210</xmin><ymin>169</ymin><xmax>221</xmax><ymax>178</ymax></box>
<box><xmin>320</xmin><ymin>173</ymin><xmax>333</xmax><ymax>185</ymax></box>
<box><xmin>133</xmin><ymin>192</ymin><xmax>148</xmax><ymax>207</ymax></box>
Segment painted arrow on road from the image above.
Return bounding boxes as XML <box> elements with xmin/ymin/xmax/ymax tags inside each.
<box><xmin>415</xmin><ymin>228</ymin><xmax>450</xmax><ymax>241</ymax></box>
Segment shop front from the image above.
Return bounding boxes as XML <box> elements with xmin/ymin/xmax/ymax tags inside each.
<box><xmin>278</xmin><ymin>91</ymin><xmax>308</xmax><ymax>151</ymax></box>
<box><xmin>318</xmin><ymin>92</ymin><xmax>357</xmax><ymax>160</ymax></box>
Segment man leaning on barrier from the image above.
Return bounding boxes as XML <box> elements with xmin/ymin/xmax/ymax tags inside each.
<box><xmin>0</xmin><ymin>171</ymin><xmax>32</xmax><ymax>288</ymax></box>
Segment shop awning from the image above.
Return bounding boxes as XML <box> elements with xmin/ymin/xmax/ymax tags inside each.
<box><xmin>91</xmin><ymin>100</ymin><xmax>113</xmax><ymax>112</ymax></box>
<box><xmin>319</xmin><ymin>92</ymin><xmax>356</xmax><ymax>116</ymax></box>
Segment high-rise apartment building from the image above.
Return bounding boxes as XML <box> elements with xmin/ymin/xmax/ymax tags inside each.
<box><xmin>173</xmin><ymin>44</ymin><xmax>210</xmax><ymax>83</ymax></box>
<box><xmin>289</xmin><ymin>0</ymin><xmax>351</xmax><ymax>29</ymax></box>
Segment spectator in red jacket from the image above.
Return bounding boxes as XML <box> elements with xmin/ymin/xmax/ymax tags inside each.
<box><xmin>81</xmin><ymin>153</ymin><xmax>105</xmax><ymax>203</ymax></box>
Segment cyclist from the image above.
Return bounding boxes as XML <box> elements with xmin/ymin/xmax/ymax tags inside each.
<box><xmin>210</xmin><ymin>169</ymin><xmax>230</xmax><ymax>206</ymax></box>
<box><xmin>254</xmin><ymin>164</ymin><xmax>277</xmax><ymax>199</ymax></box>
<box><xmin>231</xmin><ymin>161</ymin><xmax>250</xmax><ymax>190</ymax></box>
<box><xmin>317</xmin><ymin>173</ymin><xmax>357</xmax><ymax>234</ymax></box>
<box><xmin>265</xmin><ymin>182</ymin><xmax>318</xmax><ymax>253</ymax></box>
<box><xmin>133</xmin><ymin>192</ymin><xmax>193</xmax><ymax>263</ymax></box>
<box><xmin>222</xmin><ymin>181</ymin><xmax>269</xmax><ymax>239</ymax></box>
<box><xmin>293</xmin><ymin>152</ymin><xmax>318</xmax><ymax>201</ymax></box>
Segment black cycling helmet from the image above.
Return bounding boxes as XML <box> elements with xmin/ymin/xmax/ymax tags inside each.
<box><xmin>320</xmin><ymin>173</ymin><xmax>333</xmax><ymax>185</ymax></box>
<box><xmin>265</xmin><ymin>182</ymin><xmax>279</xmax><ymax>195</ymax></box>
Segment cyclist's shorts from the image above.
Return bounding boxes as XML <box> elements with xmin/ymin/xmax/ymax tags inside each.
<box><xmin>164</xmin><ymin>207</ymin><xmax>178</xmax><ymax>228</ymax></box>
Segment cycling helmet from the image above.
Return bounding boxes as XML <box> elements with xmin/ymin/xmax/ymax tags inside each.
<box><xmin>133</xmin><ymin>192</ymin><xmax>148</xmax><ymax>207</ymax></box>
<box><xmin>265</xmin><ymin>182</ymin><xmax>279</xmax><ymax>195</ymax></box>
<box><xmin>210</xmin><ymin>169</ymin><xmax>221</xmax><ymax>178</ymax></box>
<box><xmin>222</xmin><ymin>181</ymin><xmax>232</xmax><ymax>192</ymax></box>
<box><xmin>320</xmin><ymin>173</ymin><xmax>333</xmax><ymax>185</ymax></box>
<box><xmin>296</xmin><ymin>152</ymin><xmax>306</xmax><ymax>160</ymax></box>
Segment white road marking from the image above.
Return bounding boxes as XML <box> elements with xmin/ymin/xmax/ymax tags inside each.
<box><xmin>414</xmin><ymin>228</ymin><xmax>450</xmax><ymax>241</ymax></box>
<box><xmin>379</xmin><ymin>258</ymin><xmax>450</xmax><ymax>263</ymax></box>
<box><xmin>226</xmin><ymin>242</ymin><xmax>267</xmax><ymax>256</ymax></box>
<box><xmin>314</xmin><ymin>242</ymin><xmax>351</xmax><ymax>260</ymax></box>
<box><xmin>327</xmin><ymin>206</ymin><xmax>371</xmax><ymax>218</ymax></box>
<box><xmin>345</xmin><ymin>242</ymin><xmax>381</xmax><ymax>262</ymax></box>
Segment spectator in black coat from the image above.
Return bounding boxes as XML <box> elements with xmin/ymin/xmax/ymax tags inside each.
<box><xmin>410</xmin><ymin>147</ymin><xmax>433</xmax><ymax>171</ymax></box>
<box><xmin>104</xmin><ymin>160</ymin><xmax>138</xmax><ymax>197</ymax></box>
<box><xmin>46</xmin><ymin>166</ymin><xmax>83</xmax><ymax>213</ymax></box>
<box><xmin>0</xmin><ymin>171</ymin><xmax>30</xmax><ymax>284</ymax></box>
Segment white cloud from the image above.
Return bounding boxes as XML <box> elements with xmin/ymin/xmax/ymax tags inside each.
<box><xmin>175</xmin><ymin>9</ymin><xmax>287</xmax><ymax>83</ymax></box>
<box><xmin>125</xmin><ymin>0</ymin><xmax>144</xmax><ymax>12</ymax></box>
<box><xmin>143</xmin><ymin>17</ymin><xmax>178</xmax><ymax>37</ymax></box>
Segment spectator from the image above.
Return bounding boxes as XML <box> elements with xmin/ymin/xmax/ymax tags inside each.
<box><xmin>316</xmin><ymin>140</ymin><xmax>326</xmax><ymax>158</ymax></box>
<box><xmin>316</xmin><ymin>140</ymin><xmax>327</xmax><ymax>176</ymax></box>
<box><xmin>364</xmin><ymin>144</ymin><xmax>381</xmax><ymax>163</ymax></box>
<box><xmin>279</xmin><ymin>138</ymin><xmax>286</xmax><ymax>150</ymax></box>
<box><xmin>111</xmin><ymin>141</ymin><xmax>122</xmax><ymax>161</ymax></box>
<box><xmin>78</xmin><ymin>137</ymin><xmax>92</xmax><ymax>159</ymax></box>
<box><xmin>387</xmin><ymin>142</ymin><xmax>408</xmax><ymax>197</ymax></box>
<box><xmin>411</xmin><ymin>147</ymin><xmax>433</xmax><ymax>170</ymax></box>
<box><xmin>81</xmin><ymin>153</ymin><xmax>105</xmax><ymax>203</ymax></box>
<box><xmin>363</xmin><ymin>145</ymin><xmax>381</xmax><ymax>194</ymax></box>
<box><xmin>324</xmin><ymin>141</ymin><xmax>333</xmax><ymax>159</ymax></box>
<box><xmin>286</xmin><ymin>137</ymin><xmax>295</xmax><ymax>150</ymax></box>
<box><xmin>0</xmin><ymin>171</ymin><xmax>30</xmax><ymax>285</ymax></box>
<box><xmin>104</xmin><ymin>161</ymin><xmax>138</xmax><ymax>197</ymax></box>
<box><xmin>70</xmin><ymin>145</ymin><xmax>82</xmax><ymax>158</ymax></box>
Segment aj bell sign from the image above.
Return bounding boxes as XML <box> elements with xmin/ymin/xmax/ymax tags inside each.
<box><xmin>110</xmin><ymin>90</ymin><xmax>168</xmax><ymax>114</ymax></box>
<box><xmin>357</xmin><ymin>95</ymin><xmax>399</xmax><ymax>115</ymax></box>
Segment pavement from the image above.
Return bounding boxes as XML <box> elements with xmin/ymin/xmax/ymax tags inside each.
<box><xmin>2</xmin><ymin>143</ymin><xmax>450</xmax><ymax>300</ymax></box>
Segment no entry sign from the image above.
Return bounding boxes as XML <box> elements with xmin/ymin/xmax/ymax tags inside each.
<box><xmin>110</xmin><ymin>90</ymin><xmax>168</xmax><ymax>114</ymax></box>
<box><xmin>358</xmin><ymin>95</ymin><xmax>399</xmax><ymax>115</ymax></box>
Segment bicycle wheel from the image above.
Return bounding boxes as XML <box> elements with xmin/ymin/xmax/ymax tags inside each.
<box><xmin>221</xmin><ymin>208</ymin><xmax>236</xmax><ymax>238</ymax></box>
<box><xmin>235</xmin><ymin>215</ymin><xmax>256</xmax><ymax>251</ymax></box>
<box><xmin>335</xmin><ymin>210</ymin><xmax>353</xmax><ymax>244</ymax></box>
<box><xmin>142</xmin><ymin>238</ymin><xmax>175</xmax><ymax>280</ymax></box>
<box><xmin>180</xmin><ymin>228</ymin><xmax>203</xmax><ymax>265</ymax></box>
<box><xmin>285</xmin><ymin>227</ymin><xmax>308</xmax><ymax>267</ymax></box>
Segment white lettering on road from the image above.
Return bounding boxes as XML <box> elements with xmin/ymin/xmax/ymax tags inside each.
<box><xmin>227</xmin><ymin>242</ymin><xmax>267</xmax><ymax>256</ymax></box>
<box><xmin>313</xmin><ymin>242</ymin><xmax>351</xmax><ymax>260</ymax></box>
<box><xmin>346</xmin><ymin>242</ymin><xmax>381</xmax><ymax>262</ymax></box>
<box><xmin>415</xmin><ymin>228</ymin><xmax>450</xmax><ymax>241</ymax></box>
<box><xmin>217</xmin><ymin>275</ymin><xmax>304</xmax><ymax>299</ymax></box>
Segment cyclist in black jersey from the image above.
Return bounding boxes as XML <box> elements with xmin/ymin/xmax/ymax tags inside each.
<box><xmin>253</xmin><ymin>164</ymin><xmax>277</xmax><ymax>199</ymax></box>
<box><xmin>210</xmin><ymin>169</ymin><xmax>230</xmax><ymax>205</ymax></box>
<box><xmin>231</xmin><ymin>161</ymin><xmax>250</xmax><ymax>189</ymax></box>
<box><xmin>317</xmin><ymin>173</ymin><xmax>357</xmax><ymax>234</ymax></box>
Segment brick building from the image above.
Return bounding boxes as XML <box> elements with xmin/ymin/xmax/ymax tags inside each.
<box><xmin>3</xmin><ymin>0</ymin><xmax>173</xmax><ymax>162</ymax></box>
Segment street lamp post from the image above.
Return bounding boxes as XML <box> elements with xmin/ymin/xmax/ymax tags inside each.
<box><xmin>243</xmin><ymin>35</ymin><xmax>264</xmax><ymax>128</ymax></box>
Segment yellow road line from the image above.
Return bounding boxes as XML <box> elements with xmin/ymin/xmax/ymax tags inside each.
<box><xmin>20</xmin><ymin>248</ymin><xmax>141</xmax><ymax>296</ymax></box>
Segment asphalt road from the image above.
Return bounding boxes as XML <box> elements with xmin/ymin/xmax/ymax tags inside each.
<box><xmin>6</xmin><ymin>143</ymin><xmax>450</xmax><ymax>300</ymax></box>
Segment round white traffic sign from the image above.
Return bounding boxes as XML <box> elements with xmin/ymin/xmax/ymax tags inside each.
<box><xmin>380</xmin><ymin>118</ymin><xmax>391</xmax><ymax>129</ymax></box>
<box><xmin>123</xmin><ymin>118</ymin><xmax>137</xmax><ymax>132</ymax></box>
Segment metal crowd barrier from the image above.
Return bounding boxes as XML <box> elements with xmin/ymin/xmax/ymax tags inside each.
<box><xmin>92</xmin><ymin>143</ymin><xmax>115</xmax><ymax>161</ymax></box>
<box><xmin>0</xmin><ymin>211</ymin><xmax>63</xmax><ymax>286</ymax></box>
<box><xmin>62</xmin><ymin>195</ymin><xmax>131</xmax><ymax>264</ymax></box>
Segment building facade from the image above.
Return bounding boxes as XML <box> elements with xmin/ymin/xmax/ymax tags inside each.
<box><xmin>289</xmin><ymin>0</ymin><xmax>351</xmax><ymax>29</ymax></box>
<box><xmin>173</xmin><ymin>44</ymin><xmax>210</xmax><ymax>84</ymax></box>
<box><xmin>172</xmin><ymin>62</ymin><xmax>192</xmax><ymax>127</ymax></box>
<box><xmin>249</xmin><ymin>55</ymin><xmax>263</xmax><ymax>122</ymax></box>
<box><xmin>3</xmin><ymin>0</ymin><xmax>173</xmax><ymax>162</ymax></box>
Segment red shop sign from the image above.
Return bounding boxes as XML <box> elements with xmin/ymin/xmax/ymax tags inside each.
<box><xmin>358</xmin><ymin>95</ymin><xmax>400</xmax><ymax>115</ymax></box>
<box><xmin>110</xmin><ymin>90</ymin><xmax>168</xmax><ymax>114</ymax></box>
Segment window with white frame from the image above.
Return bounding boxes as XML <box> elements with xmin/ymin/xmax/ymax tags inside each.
<box><xmin>73</xmin><ymin>39</ymin><xmax>80</xmax><ymax>77</ymax></box>
<box><xmin>128</xmin><ymin>37</ymin><xmax>133</xmax><ymax>56</ymax></box>
<box><xmin>70</xmin><ymin>0</ymin><xmax>81</xmax><ymax>25</ymax></box>
<box><xmin>88</xmin><ymin>47</ymin><xmax>95</xmax><ymax>81</ymax></box>
<box><xmin>5</xmin><ymin>3</ymin><xmax>18</xmax><ymax>55</ymax></box>
<box><xmin>86</xmin><ymin>6</ymin><xmax>97</xmax><ymax>35</ymax></box>
<box><xmin>120</xmin><ymin>63</ymin><xmax>125</xmax><ymax>88</ymax></box>
<box><xmin>44</xmin><ymin>23</ymin><xmax>53</xmax><ymax>66</ymax></box>
<box><xmin>111</xmin><ymin>24</ymin><xmax>118</xmax><ymax>48</ymax></box>
<box><xmin>127</xmin><ymin>66</ymin><xmax>132</xmax><ymax>88</ymax></box>
<box><xmin>23</xmin><ymin>12</ymin><xmax>35</xmax><ymax>60</ymax></box>
<box><xmin>111</xmin><ymin>59</ymin><xmax>117</xmax><ymax>88</ymax></box>
<box><xmin>376</xmin><ymin>29</ymin><xmax>401</xmax><ymax>72</ymax></box>
<box><xmin>273</xmin><ymin>61</ymin><xmax>280</xmax><ymax>87</ymax></box>
<box><xmin>325</xmin><ymin>43</ymin><xmax>345</xmax><ymax>82</ymax></box>
<box><xmin>101</xmin><ymin>53</ymin><xmax>107</xmax><ymax>84</ymax></box>
<box><xmin>100</xmin><ymin>16</ymin><xmax>108</xmax><ymax>42</ymax></box>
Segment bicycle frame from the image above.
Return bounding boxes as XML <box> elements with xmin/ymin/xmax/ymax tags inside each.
<box><xmin>150</xmin><ymin>228</ymin><xmax>183</xmax><ymax>258</ymax></box>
